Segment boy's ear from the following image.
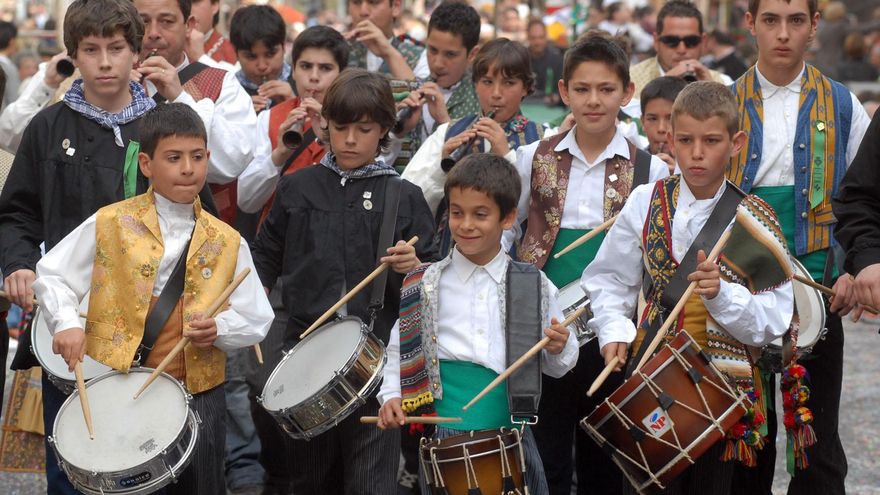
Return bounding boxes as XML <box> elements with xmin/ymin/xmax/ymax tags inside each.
<box><xmin>558</xmin><ymin>79</ymin><xmax>569</xmax><ymax>106</ymax></box>
<box><xmin>185</xmin><ymin>14</ymin><xmax>197</xmax><ymax>35</ymax></box>
<box><xmin>501</xmin><ymin>207</ymin><xmax>517</xmax><ymax>231</ymax></box>
<box><xmin>467</xmin><ymin>45</ymin><xmax>480</xmax><ymax>64</ymax></box>
<box><xmin>138</xmin><ymin>152</ymin><xmax>153</xmax><ymax>178</ymax></box>
<box><xmin>620</xmin><ymin>81</ymin><xmax>635</xmax><ymax>107</ymax></box>
<box><xmin>730</xmin><ymin>130</ymin><xmax>747</xmax><ymax>157</ymax></box>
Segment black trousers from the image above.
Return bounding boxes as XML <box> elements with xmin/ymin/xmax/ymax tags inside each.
<box><xmin>532</xmin><ymin>340</ymin><xmax>625</xmax><ymax>495</ymax></box>
<box><xmin>730</xmin><ymin>306</ymin><xmax>847</xmax><ymax>495</ymax></box>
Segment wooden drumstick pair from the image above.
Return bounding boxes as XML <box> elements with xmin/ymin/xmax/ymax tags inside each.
<box><xmin>360</xmin><ymin>416</ymin><xmax>462</xmax><ymax>425</ymax></box>
<box><xmin>299</xmin><ymin>236</ymin><xmax>420</xmax><ymax>339</ymax></box>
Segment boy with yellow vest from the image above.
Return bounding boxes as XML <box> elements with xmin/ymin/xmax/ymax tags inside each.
<box><xmin>33</xmin><ymin>103</ymin><xmax>274</xmax><ymax>494</ymax></box>
<box><xmin>584</xmin><ymin>82</ymin><xmax>794</xmax><ymax>494</ymax></box>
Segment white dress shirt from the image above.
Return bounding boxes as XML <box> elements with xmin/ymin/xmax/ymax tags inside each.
<box><xmin>753</xmin><ymin>64</ymin><xmax>871</xmax><ymax>187</ymax></box>
<box><xmin>145</xmin><ymin>56</ymin><xmax>257</xmax><ymax>185</ymax></box>
<box><xmin>377</xmin><ymin>247</ymin><xmax>580</xmax><ymax>404</ymax></box>
<box><xmin>582</xmin><ymin>179</ymin><xmax>794</xmax><ymax>352</ymax></box>
<box><xmin>32</xmin><ymin>192</ymin><xmax>273</xmax><ymax>352</ymax></box>
<box><xmin>0</xmin><ymin>62</ymin><xmax>56</xmax><ymax>152</ymax></box>
<box><xmin>237</xmin><ymin>108</ymin><xmax>283</xmax><ymax>213</ymax></box>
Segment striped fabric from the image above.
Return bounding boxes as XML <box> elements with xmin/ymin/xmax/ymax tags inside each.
<box><xmin>166</xmin><ymin>385</ymin><xmax>226</xmax><ymax>494</ymax></box>
<box><xmin>398</xmin><ymin>264</ymin><xmax>434</xmax><ymax>416</ymax></box>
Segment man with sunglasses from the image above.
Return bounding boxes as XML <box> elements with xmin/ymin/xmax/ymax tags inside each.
<box><xmin>630</xmin><ymin>0</ymin><xmax>730</xmax><ymax>96</ymax></box>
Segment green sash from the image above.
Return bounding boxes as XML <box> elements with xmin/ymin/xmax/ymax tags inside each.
<box><xmin>542</xmin><ymin>228</ymin><xmax>606</xmax><ymax>288</ymax></box>
<box><xmin>435</xmin><ymin>360</ymin><xmax>514</xmax><ymax>431</ymax></box>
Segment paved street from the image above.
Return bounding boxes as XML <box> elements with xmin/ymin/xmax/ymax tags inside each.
<box><xmin>1</xmin><ymin>319</ymin><xmax>878</xmax><ymax>494</ymax></box>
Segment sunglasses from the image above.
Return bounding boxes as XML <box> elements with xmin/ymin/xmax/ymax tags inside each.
<box><xmin>658</xmin><ymin>35</ymin><xmax>702</xmax><ymax>48</ymax></box>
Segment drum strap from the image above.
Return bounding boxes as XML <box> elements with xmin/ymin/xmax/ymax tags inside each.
<box><xmin>152</xmin><ymin>62</ymin><xmax>207</xmax><ymax>104</ymax></box>
<box><xmin>631</xmin><ymin>183</ymin><xmax>745</xmax><ymax>376</ymax></box>
<box><xmin>368</xmin><ymin>175</ymin><xmax>403</xmax><ymax>320</ymax></box>
<box><xmin>633</xmin><ymin>146</ymin><xmax>651</xmax><ymax>188</ymax></box>
<box><xmin>139</xmin><ymin>229</ymin><xmax>194</xmax><ymax>363</ymax></box>
<box><xmin>505</xmin><ymin>261</ymin><xmax>543</xmax><ymax>419</ymax></box>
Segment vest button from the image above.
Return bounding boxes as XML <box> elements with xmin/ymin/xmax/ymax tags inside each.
<box><xmin>801</xmin><ymin>212</ymin><xmax>808</xmax><ymax>219</ymax></box>
<box><xmin>799</xmin><ymin>143</ymin><xmax>805</xmax><ymax>149</ymax></box>
<box><xmin>433</xmin><ymin>382</ymin><xmax>439</xmax><ymax>389</ymax></box>
<box><xmin>431</xmin><ymin>358</ymin><xmax>437</xmax><ymax>365</ymax></box>
<box><xmin>432</xmin><ymin>335</ymin><xmax>437</xmax><ymax>342</ymax></box>
<box><xmin>801</xmin><ymin>167</ymin><xmax>807</xmax><ymax>173</ymax></box>
<box><xmin>751</xmin><ymin>154</ymin><xmax>757</xmax><ymax>160</ymax></box>
<box><xmin>801</xmin><ymin>189</ymin><xmax>808</xmax><ymax>196</ymax></box>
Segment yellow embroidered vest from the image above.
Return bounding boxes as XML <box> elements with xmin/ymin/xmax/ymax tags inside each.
<box><xmin>85</xmin><ymin>190</ymin><xmax>241</xmax><ymax>393</ymax></box>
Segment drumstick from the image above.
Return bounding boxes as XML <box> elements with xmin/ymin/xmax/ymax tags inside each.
<box><xmin>133</xmin><ymin>268</ymin><xmax>251</xmax><ymax>400</ymax></box>
<box><xmin>631</xmin><ymin>229</ymin><xmax>732</xmax><ymax>375</ymax></box>
<box><xmin>462</xmin><ymin>305</ymin><xmax>589</xmax><ymax>411</ymax></box>
<box><xmin>74</xmin><ymin>362</ymin><xmax>95</xmax><ymax>440</ymax></box>
<box><xmin>553</xmin><ymin>215</ymin><xmax>618</xmax><ymax>259</ymax></box>
<box><xmin>359</xmin><ymin>416</ymin><xmax>463</xmax><ymax>425</ymax></box>
<box><xmin>587</xmin><ymin>356</ymin><xmax>620</xmax><ymax>397</ymax></box>
<box><xmin>253</xmin><ymin>343</ymin><xmax>263</xmax><ymax>365</ymax></box>
<box><xmin>299</xmin><ymin>236</ymin><xmax>420</xmax><ymax>339</ymax></box>
<box><xmin>0</xmin><ymin>291</ymin><xmax>38</xmax><ymax>306</ymax></box>
<box><xmin>791</xmin><ymin>275</ymin><xmax>880</xmax><ymax>314</ymax></box>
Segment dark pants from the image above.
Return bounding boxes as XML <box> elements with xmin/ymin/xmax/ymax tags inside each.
<box><xmin>532</xmin><ymin>340</ymin><xmax>625</xmax><ymax>495</ymax></box>
<box><xmin>0</xmin><ymin>314</ymin><xmax>8</xmax><ymax>418</ymax></box>
<box><xmin>622</xmin><ymin>442</ymin><xmax>734</xmax><ymax>495</ymax></box>
<box><xmin>730</xmin><ymin>307</ymin><xmax>847</xmax><ymax>495</ymax></box>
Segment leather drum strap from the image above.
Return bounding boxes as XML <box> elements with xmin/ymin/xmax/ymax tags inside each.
<box><xmin>505</xmin><ymin>261</ymin><xmax>543</xmax><ymax>419</ymax></box>
<box><xmin>368</xmin><ymin>176</ymin><xmax>403</xmax><ymax>320</ymax></box>
<box><xmin>139</xmin><ymin>231</ymin><xmax>193</xmax><ymax>363</ymax></box>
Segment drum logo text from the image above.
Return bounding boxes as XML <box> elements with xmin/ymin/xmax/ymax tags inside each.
<box><xmin>641</xmin><ymin>407</ymin><xmax>672</xmax><ymax>437</ymax></box>
<box><xmin>119</xmin><ymin>471</ymin><xmax>152</xmax><ymax>487</ymax></box>
<box><xmin>139</xmin><ymin>438</ymin><xmax>157</xmax><ymax>454</ymax></box>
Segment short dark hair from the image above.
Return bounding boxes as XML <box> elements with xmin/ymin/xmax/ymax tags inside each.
<box><xmin>64</xmin><ymin>0</ymin><xmax>144</xmax><ymax>57</ymax></box>
<box><xmin>0</xmin><ymin>68</ymin><xmax>6</xmax><ymax>112</ymax></box>
<box><xmin>526</xmin><ymin>17</ymin><xmax>545</xmax><ymax>32</ymax></box>
<box><xmin>321</xmin><ymin>69</ymin><xmax>396</xmax><ymax>152</ymax></box>
<box><xmin>444</xmin><ymin>153</ymin><xmax>521</xmax><ymax>218</ymax></box>
<box><xmin>472</xmin><ymin>38</ymin><xmax>535</xmax><ymax>96</ymax></box>
<box><xmin>291</xmin><ymin>25</ymin><xmax>350</xmax><ymax>69</ymax></box>
<box><xmin>0</xmin><ymin>21</ymin><xmax>17</xmax><ymax>51</ymax></box>
<box><xmin>229</xmin><ymin>5</ymin><xmax>285</xmax><ymax>53</ymax></box>
<box><xmin>709</xmin><ymin>29</ymin><xmax>735</xmax><ymax>46</ymax></box>
<box><xmin>428</xmin><ymin>1</ymin><xmax>481</xmax><ymax>53</ymax></box>
<box><xmin>656</xmin><ymin>1</ymin><xmax>704</xmax><ymax>35</ymax></box>
<box><xmin>563</xmin><ymin>35</ymin><xmax>630</xmax><ymax>87</ymax></box>
<box><xmin>640</xmin><ymin>76</ymin><xmax>689</xmax><ymax>115</ymax></box>
<box><xmin>175</xmin><ymin>0</ymin><xmax>192</xmax><ymax>20</ymax></box>
<box><xmin>672</xmin><ymin>81</ymin><xmax>739</xmax><ymax>136</ymax></box>
<box><xmin>139</xmin><ymin>103</ymin><xmax>208</xmax><ymax>157</ymax></box>
<box><xmin>748</xmin><ymin>0</ymin><xmax>818</xmax><ymax>18</ymax></box>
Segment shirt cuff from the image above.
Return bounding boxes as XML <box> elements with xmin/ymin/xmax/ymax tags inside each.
<box><xmin>596</xmin><ymin>320</ymin><xmax>637</xmax><ymax>354</ymax></box>
<box><xmin>701</xmin><ymin>279</ymin><xmax>733</xmax><ymax>316</ymax></box>
<box><xmin>54</xmin><ymin>315</ymin><xmax>84</xmax><ymax>336</ymax></box>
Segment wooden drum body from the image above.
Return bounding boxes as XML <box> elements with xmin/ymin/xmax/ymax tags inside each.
<box><xmin>420</xmin><ymin>428</ymin><xmax>526</xmax><ymax>495</ymax></box>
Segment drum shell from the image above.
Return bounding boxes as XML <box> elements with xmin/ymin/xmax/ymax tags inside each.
<box><xmin>420</xmin><ymin>428</ymin><xmax>525</xmax><ymax>495</ymax></box>
<box><xmin>556</xmin><ymin>280</ymin><xmax>595</xmax><ymax>346</ymax></box>
<box><xmin>259</xmin><ymin>317</ymin><xmax>386</xmax><ymax>440</ymax></box>
<box><xmin>581</xmin><ymin>332</ymin><xmax>750</xmax><ymax>493</ymax></box>
<box><xmin>49</xmin><ymin>369</ymin><xmax>199</xmax><ymax>495</ymax></box>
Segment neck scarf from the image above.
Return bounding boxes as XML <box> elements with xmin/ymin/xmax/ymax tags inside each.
<box><xmin>63</xmin><ymin>79</ymin><xmax>156</xmax><ymax>147</ymax></box>
<box><xmin>235</xmin><ymin>63</ymin><xmax>292</xmax><ymax>92</ymax></box>
<box><xmin>319</xmin><ymin>152</ymin><xmax>398</xmax><ymax>181</ymax></box>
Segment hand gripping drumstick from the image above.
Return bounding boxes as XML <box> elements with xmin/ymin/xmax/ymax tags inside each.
<box><xmin>359</xmin><ymin>416</ymin><xmax>463</xmax><ymax>425</ymax></box>
<box><xmin>133</xmin><ymin>268</ymin><xmax>251</xmax><ymax>399</ymax></box>
<box><xmin>74</xmin><ymin>362</ymin><xmax>95</xmax><ymax>439</ymax></box>
<box><xmin>790</xmin><ymin>275</ymin><xmax>879</xmax><ymax>313</ymax></box>
<box><xmin>299</xmin><ymin>236</ymin><xmax>420</xmax><ymax>339</ymax></box>
<box><xmin>552</xmin><ymin>215</ymin><xmax>618</xmax><ymax>259</ymax></box>
<box><xmin>462</xmin><ymin>305</ymin><xmax>589</xmax><ymax>411</ymax></box>
<box><xmin>586</xmin><ymin>356</ymin><xmax>620</xmax><ymax>397</ymax></box>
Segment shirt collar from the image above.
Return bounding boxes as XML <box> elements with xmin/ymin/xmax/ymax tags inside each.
<box><xmin>678</xmin><ymin>177</ymin><xmax>727</xmax><ymax>209</ymax></box>
<box><xmin>755</xmin><ymin>62</ymin><xmax>804</xmax><ymax>97</ymax></box>
<box><xmin>450</xmin><ymin>246</ymin><xmax>508</xmax><ymax>284</ymax></box>
<box><xmin>555</xmin><ymin>126</ymin><xmax>630</xmax><ymax>166</ymax></box>
<box><xmin>153</xmin><ymin>190</ymin><xmax>196</xmax><ymax>221</ymax></box>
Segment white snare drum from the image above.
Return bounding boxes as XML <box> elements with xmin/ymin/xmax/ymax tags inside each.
<box><xmin>557</xmin><ymin>280</ymin><xmax>594</xmax><ymax>346</ymax></box>
<box><xmin>259</xmin><ymin>317</ymin><xmax>386</xmax><ymax>440</ymax></box>
<box><xmin>50</xmin><ymin>369</ymin><xmax>198</xmax><ymax>494</ymax></box>
<box><xmin>31</xmin><ymin>303</ymin><xmax>111</xmax><ymax>394</ymax></box>
<box><xmin>763</xmin><ymin>257</ymin><xmax>827</xmax><ymax>368</ymax></box>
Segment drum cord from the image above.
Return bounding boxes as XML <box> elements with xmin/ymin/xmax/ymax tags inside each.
<box><xmin>462</xmin><ymin>446</ymin><xmax>481</xmax><ymax>491</ymax></box>
<box><xmin>429</xmin><ymin>449</ymin><xmax>448</xmax><ymax>490</ymax></box>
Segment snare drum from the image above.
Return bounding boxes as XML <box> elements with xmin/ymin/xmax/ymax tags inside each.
<box><xmin>557</xmin><ymin>280</ymin><xmax>594</xmax><ymax>346</ymax></box>
<box><xmin>259</xmin><ymin>317</ymin><xmax>386</xmax><ymax>439</ymax></box>
<box><xmin>31</xmin><ymin>305</ymin><xmax>111</xmax><ymax>394</ymax></box>
<box><xmin>580</xmin><ymin>331</ymin><xmax>751</xmax><ymax>494</ymax></box>
<box><xmin>420</xmin><ymin>428</ymin><xmax>526</xmax><ymax>495</ymax></box>
<box><xmin>50</xmin><ymin>369</ymin><xmax>198</xmax><ymax>494</ymax></box>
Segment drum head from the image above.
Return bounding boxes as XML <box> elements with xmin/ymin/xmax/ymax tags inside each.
<box><xmin>32</xmin><ymin>297</ymin><xmax>111</xmax><ymax>381</ymax></box>
<box><xmin>261</xmin><ymin>318</ymin><xmax>366</xmax><ymax>411</ymax></box>
<box><xmin>771</xmin><ymin>258</ymin><xmax>826</xmax><ymax>348</ymax></box>
<box><xmin>54</xmin><ymin>370</ymin><xmax>189</xmax><ymax>473</ymax></box>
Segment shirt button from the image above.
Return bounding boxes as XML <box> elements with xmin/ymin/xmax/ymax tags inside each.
<box><xmin>87</xmin><ymin>136</ymin><xmax>94</xmax><ymax>142</ymax></box>
<box><xmin>433</xmin><ymin>382</ymin><xmax>439</xmax><ymax>390</ymax></box>
<box><xmin>432</xmin><ymin>336</ymin><xmax>437</xmax><ymax>342</ymax></box>
<box><xmin>84</xmin><ymin>156</ymin><xmax>90</xmax><ymax>162</ymax></box>
<box><xmin>431</xmin><ymin>358</ymin><xmax>437</xmax><ymax>365</ymax></box>
<box><xmin>801</xmin><ymin>212</ymin><xmax>808</xmax><ymax>219</ymax></box>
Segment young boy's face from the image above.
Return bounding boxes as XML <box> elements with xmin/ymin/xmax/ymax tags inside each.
<box><xmin>426</xmin><ymin>29</ymin><xmax>471</xmax><ymax>89</ymax></box>
<box><xmin>475</xmin><ymin>66</ymin><xmax>527</xmax><ymax>123</ymax></box>
<box><xmin>559</xmin><ymin>60</ymin><xmax>634</xmax><ymax>139</ymax></box>
<box><xmin>292</xmin><ymin>47</ymin><xmax>340</xmax><ymax>104</ymax></box>
<box><xmin>73</xmin><ymin>33</ymin><xmax>138</xmax><ymax>103</ymax></box>
<box><xmin>448</xmin><ymin>186</ymin><xmax>516</xmax><ymax>266</ymax></box>
<box><xmin>746</xmin><ymin>0</ymin><xmax>818</xmax><ymax>74</ymax></box>
<box><xmin>328</xmin><ymin>117</ymin><xmax>387</xmax><ymax>170</ymax></box>
<box><xmin>238</xmin><ymin>40</ymin><xmax>284</xmax><ymax>83</ymax></box>
<box><xmin>189</xmin><ymin>0</ymin><xmax>218</xmax><ymax>34</ymax></box>
<box><xmin>136</xmin><ymin>0</ymin><xmax>194</xmax><ymax>66</ymax></box>
<box><xmin>348</xmin><ymin>0</ymin><xmax>400</xmax><ymax>34</ymax></box>
<box><xmin>642</xmin><ymin>97</ymin><xmax>674</xmax><ymax>155</ymax></box>
<box><xmin>670</xmin><ymin>114</ymin><xmax>745</xmax><ymax>198</ymax></box>
<box><xmin>138</xmin><ymin>135</ymin><xmax>210</xmax><ymax>204</ymax></box>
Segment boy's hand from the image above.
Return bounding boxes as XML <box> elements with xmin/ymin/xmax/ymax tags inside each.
<box><xmin>657</xmin><ymin>152</ymin><xmax>676</xmax><ymax>175</ymax></box>
<box><xmin>138</xmin><ymin>56</ymin><xmax>183</xmax><ymax>101</ymax></box>
<box><xmin>346</xmin><ymin>20</ymin><xmax>395</xmax><ymax>59</ymax></box>
<box><xmin>381</xmin><ymin>240</ymin><xmax>421</xmax><ymax>274</ymax></box>
<box><xmin>543</xmin><ymin>317</ymin><xmax>570</xmax><ymax>354</ymax></box>
<box><xmin>558</xmin><ymin>113</ymin><xmax>576</xmax><ymax>133</ymax></box>
<box><xmin>258</xmin><ymin>80</ymin><xmax>294</xmax><ymax>104</ymax></box>
<box><xmin>4</xmin><ymin>269</ymin><xmax>36</xmax><ymax>312</ymax></box>
<box><xmin>442</xmin><ymin>129</ymin><xmax>477</xmax><ymax>158</ymax></box>
<box><xmin>185</xmin><ymin>28</ymin><xmax>206</xmax><ymax>63</ymax></box>
<box><xmin>689</xmin><ymin>249</ymin><xmax>721</xmax><ymax>300</ymax></box>
<box><xmin>378</xmin><ymin>398</ymin><xmax>406</xmax><ymax>429</ymax></box>
<box><xmin>855</xmin><ymin>263</ymin><xmax>880</xmax><ymax>314</ymax></box>
<box><xmin>45</xmin><ymin>52</ymin><xmax>73</xmax><ymax>89</ymax></box>
<box><xmin>601</xmin><ymin>342</ymin><xmax>628</xmax><ymax>371</ymax></box>
<box><xmin>395</xmin><ymin>93</ymin><xmax>423</xmax><ymax>135</ymax></box>
<box><xmin>251</xmin><ymin>95</ymin><xmax>270</xmax><ymax>113</ymax></box>
<box><xmin>418</xmin><ymin>82</ymin><xmax>450</xmax><ymax>126</ymax></box>
<box><xmin>52</xmin><ymin>327</ymin><xmax>86</xmax><ymax>372</ymax></box>
<box><xmin>185</xmin><ymin>315</ymin><xmax>219</xmax><ymax>348</ymax></box>
<box><xmin>666</xmin><ymin>59</ymin><xmax>712</xmax><ymax>81</ymax></box>
<box><xmin>474</xmin><ymin>117</ymin><xmax>509</xmax><ymax>156</ymax></box>
<box><xmin>830</xmin><ymin>273</ymin><xmax>857</xmax><ymax>316</ymax></box>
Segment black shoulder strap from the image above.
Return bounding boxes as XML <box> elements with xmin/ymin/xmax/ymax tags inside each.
<box><xmin>153</xmin><ymin>62</ymin><xmax>208</xmax><ymax>104</ymax></box>
<box><xmin>633</xmin><ymin>147</ymin><xmax>652</xmax><ymax>187</ymax></box>
<box><xmin>280</xmin><ymin>128</ymin><xmax>317</xmax><ymax>176</ymax></box>
<box><xmin>506</xmin><ymin>261</ymin><xmax>543</xmax><ymax>419</ymax></box>
<box><xmin>368</xmin><ymin>175</ymin><xmax>403</xmax><ymax>316</ymax></box>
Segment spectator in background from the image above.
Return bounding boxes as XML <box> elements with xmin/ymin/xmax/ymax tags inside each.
<box><xmin>526</xmin><ymin>18</ymin><xmax>564</xmax><ymax>106</ymax></box>
<box><xmin>0</xmin><ymin>21</ymin><xmax>19</xmax><ymax>106</ymax></box>
<box><xmin>15</xmin><ymin>52</ymin><xmax>38</xmax><ymax>86</ymax></box>
<box><xmin>188</xmin><ymin>0</ymin><xmax>238</xmax><ymax>70</ymax></box>
<box><xmin>706</xmin><ymin>29</ymin><xmax>749</xmax><ymax>80</ymax></box>
<box><xmin>814</xmin><ymin>1</ymin><xmax>848</xmax><ymax>79</ymax></box>
<box><xmin>597</xmin><ymin>2</ymin><xmax>653</xmax><ymax>53</ymax></box>
<box><xmin>499</xmin><ymin>6</ymin><xmax>526</xmax><ymax>44</ymax></box>
<box><xmin>838</xmin><ymin>32</ymin><xmax>879</xmax><ymax>82</ymax></box>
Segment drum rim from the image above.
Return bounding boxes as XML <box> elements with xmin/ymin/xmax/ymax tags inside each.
<box><xmin>558</xmin><ymin>280</ymin><xmax>595</xmax><ymax>345</ymax></box>
<box><xmin>259</xmin><ymin>316</ymin><xmax>371</xmax><ymax>411</ymax></box>
<box><xmin>419</xmin><ymin>428</ymin><xmax>522</xmax><ymax>463</ymax></box>
<box><xmin>31</xmin><ymin>306</ymin><xmax>112</xmax><ymax>382</ymax></box>
<box><xmin>766</xmin><ymin>256</ymin><xmax>827</xmax><ymax>351</ymax></box>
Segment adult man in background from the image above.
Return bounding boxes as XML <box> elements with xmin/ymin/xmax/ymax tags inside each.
<box><xmin>0</xmin><ymin>21</ymin><xmax>20</xmax><ymax>106</ymax></box>
<box><xmin>526</xmin><ymin>18</ymin><xmax>564</xmax><ymax>106</ymax></box>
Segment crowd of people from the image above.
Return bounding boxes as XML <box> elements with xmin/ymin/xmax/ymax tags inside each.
<box><xmin>0</xmin><ymin>0</ymin><xmax>879</xmax><ymax>494</ymax></box>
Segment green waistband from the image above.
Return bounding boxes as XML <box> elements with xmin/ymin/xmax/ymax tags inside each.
<box><xmin>435</xmin><ymin>360</ymin><xmax>514</xmax><ymax>431</ymax></box>
<box><xmin>543</xmin><ymin>228</ymin><xmax>605</xmax><ymax>288</ymax></box>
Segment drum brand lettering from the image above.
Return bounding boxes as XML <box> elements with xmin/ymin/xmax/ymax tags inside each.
<box><xmin>641</xmin><ymin>407</ymin><xmax>672</xmax><ymax>437</ymax></box>
<box><xmin>119</xmin><ymin>472</ymin><xmax>152</xmax><ymax>487</ymax></box>
<box><xmin>139</xmin><ymin>438</ymin><xmax>157</xmax><ymax>454</ymax></box>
